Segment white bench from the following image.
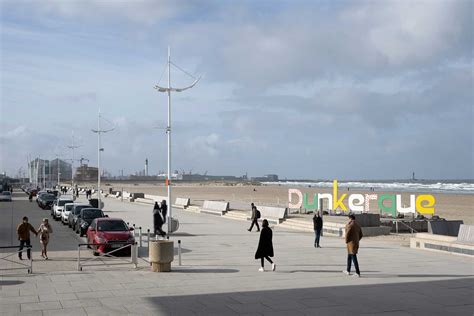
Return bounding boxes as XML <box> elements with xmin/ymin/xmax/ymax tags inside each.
<box><xmin>258</xmin><ymin>206</ymin><xmax>287</xmax><ymax>222</ymax></box>
<box><xmin>144</xmin><ymin>194</ymin><xmax>169</xmax><ymax>204</ymax></box>
<box><xmin>457</xmin><ymin>225</ymin><xmax>474</xmax><ymax>244</ymax></box>
<box><xmin>175</xmin><ymin>198</ymin><xmax>190</xmax><ymax>209</ymax></box>
<box><xmin>201</xmin><ymin>201</ymin><xmax>229</xmax><ymax>216</ymax></box>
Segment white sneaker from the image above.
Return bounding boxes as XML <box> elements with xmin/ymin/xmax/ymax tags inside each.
<box><xmin>258</xmin><ymin>267</ymin><xmax>265</xmax><ymax>272</ymax></box>
<box><xmin>352</xmin><ymin>273</ymin><xmax>360</xmax><ymax>278</ymax></box>
<box><xmin>343</xmin><ymin>270</ymin><xmax>351</xmax><ymax>275</ymax></box>
<box><xmin>271</xmin><ymin>263</ymin><xmax>276</xmax><ymax>271</ymax></box>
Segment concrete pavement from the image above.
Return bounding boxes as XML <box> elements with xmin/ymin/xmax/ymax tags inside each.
<box><xmin>1</xmin><ymin>190</ymin><xmax>473</xmax><ymax>315</ymax></box>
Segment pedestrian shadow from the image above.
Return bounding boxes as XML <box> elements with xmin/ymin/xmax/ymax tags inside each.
<box><xmin>362</xmin><ymin>273</ymin><xmax>474</xmax><ymax>279</ymax></box>
<box><xmin>0</xmin><ymin>280</ymin><xmax>24</xmax><ymax>286</ymax></box>
<box><xmin>172</xmin><ymin>268</ymin><xmax>240</xmax><ymax>274</ymax></box>
<box><xmin>283</xmin><ymin>269</ymin><xmax>380</xmax><ymax>273</ymax></box>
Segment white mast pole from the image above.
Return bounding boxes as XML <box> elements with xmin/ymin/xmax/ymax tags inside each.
<box><xmin>167</xmin><ymin>46</ymin><xmax>172</xmax><ymax>234</ymax></box>
<box><xmin>98</xmin><ymin>108</ymin><xmax>101</xmax><ymax>206</ymax></box>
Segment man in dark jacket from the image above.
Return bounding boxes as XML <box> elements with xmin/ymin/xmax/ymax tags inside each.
<box><xmin>344</xmin><ymin>214</ymin><xmax>363</xmax><ymax>277</ymax></box>
<box><xmin>17</xmin><ymin>216</ymin><xmax>37</xmax><ymax>260</ymax></box>
<box><xmin>248</xmin><ymin>203</ymin><xmax>260</xmax><ymax>232</ymax></box>
<box><xmin>313</xmin><ymin>212</ymin><xmax>323</xmax><ymax>248</ymax></box>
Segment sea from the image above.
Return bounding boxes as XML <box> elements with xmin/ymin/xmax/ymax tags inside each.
<box><xmin>262</xmin><ymin>179</ymin><xmax>474</xmax><ymax>195</ymax></box>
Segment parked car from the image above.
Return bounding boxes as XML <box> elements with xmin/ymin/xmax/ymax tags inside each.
<box><xmin>75</xmin><ymin>208</ymin><xmax>106</xmax><ymax>236</ymax></box>
<box><xmin>0</xmin><ymin>191</ymin><xmax>12</xmax><ymax>202</ymax></box>
<box><xmin>53</xmin><ymin>197</ymin><xmax>75</xmax><ymax>220</ymax></box>
<box><xmin>86</xmin><ymin>218</ymin><xmax>135</xmax><ymax>256</ymax></box>
<box><xmin>38</xmin><ymin>194</ymin><xmax>56</xmax><ymax>209</ymax></box>
<box><xmin>61</xmin><ymin>203</ymin><xmax>76</xmax><ymax>225</ymax></box>
<box><xmin>68</xmin><ymin>204</ymin><xmax>92</xmax><ymax>230</ymax></box>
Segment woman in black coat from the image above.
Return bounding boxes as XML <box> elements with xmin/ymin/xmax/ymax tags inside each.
<box><xmin>255</xmin><ymin>219</ymin><xmax>276</xmax><ymax>272</ymax></box>
<box><xmin>153</xmin><ymin>202</ymin><xmax>166</xmax><ymax>237</ymax></box>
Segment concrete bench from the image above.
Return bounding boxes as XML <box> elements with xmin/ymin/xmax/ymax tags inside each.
<box><xmin>135</xmin><ymin>198</ymin><xmax>154</xmax><ymax>205</ymax></box>
<box><xmin>411</xmin><ymin>233</ymin><xmax>474</xmax><ymax>257</ymax></box>
<box><xmin>175</xmin><ymin>198</ymin><xmax>190</xmax><ymax>209</ymax></box>
<box><xmin>144</xmin><ymin>194</ymin><xmax>168</xmax><ymax>204</ymax></box>
<box><xmin>201</xmin><ymin>201</ymin><xmax>229</xmax><ymax>216</ymax></box>
<box><xmin>258</xmin><ymin>206</ymin><xmax>287</xmax><ymax>222</ymax></box>
<box><xmin>457</xmin><ymin>224</ymin><xmax>474</xmax><ymax>244</ymax></box>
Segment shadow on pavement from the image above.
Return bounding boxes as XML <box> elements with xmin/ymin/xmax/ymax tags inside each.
<box><xmin>172</xmin><ymin>268</ymin><xmax>239</xmax><ymax>273</ymax></box>
<box><xmin>144</xmin><ymin>278</ymin><xmax>474</xmax><ymax>315</ymax></box>
<box><xmin>0</xmin><ymin>280</ymin><xmax>24</xmax><ymax>286</ymax></box>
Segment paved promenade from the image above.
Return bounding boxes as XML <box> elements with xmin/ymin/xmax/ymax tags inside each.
<box><xmin>1</xmin><ymin>190</ymin><xmax>473</xmax><ymax>315</ymax></box>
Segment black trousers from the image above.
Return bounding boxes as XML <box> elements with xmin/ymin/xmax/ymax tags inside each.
<box><xmin>260</xmin><ymin>256</ymin><xmax>273</xmax><ymax>267</ymax></box>
<box><xmin>347</xmin><ymin>254</ymin><xmax>360</xmax><ymax>275</ymax></box>
<box><xmin>19</xmin><ymin>239</ymin><xmax>31</xmax><ymax>259</ymax></box>
<box><xmin>249</xmin><ymin>219</ymin><xmax>260</xmax><ymax>231</ymax></box>
<box><xmin>154</xmin><ymin>225</ymin><xmax>166</xmax><ymax>237</ymax></box>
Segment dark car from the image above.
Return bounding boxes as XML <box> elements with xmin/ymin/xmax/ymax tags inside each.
<box><xmin>75</xmin><ymin>208</ymin><xmax>106</xmax><ymax>236</ymax></box>
<box><xmin>86</xmin><ymin>218</ymin><xmax>135</xmax><ymax>256</ymax></box>
<box><xmin>38</xmin><ymin>194</ymin><xmax>56</xmax><ymax>209</ymax></box>
<box><xmin>68</xmin><ymin>204</ymin><xmax>91</xmax><ymax>230</ymax></box>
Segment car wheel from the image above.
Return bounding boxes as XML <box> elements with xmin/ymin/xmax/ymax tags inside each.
<box><xmin>93</xmin><ymin>251</ymin><xmax>99</xmax><ymax>256</ymax></box>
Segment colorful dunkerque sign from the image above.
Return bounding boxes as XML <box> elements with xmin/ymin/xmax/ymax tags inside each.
<box><xmin>288</xmin><ymin>180</ymin><xmax>435</xmax><ymax>216</ymax></box>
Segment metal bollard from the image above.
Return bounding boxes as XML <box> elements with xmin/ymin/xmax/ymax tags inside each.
<box><xmin>131</xmin><ymin>243</ymin><xmax>138</xmax><ymax>268</ymax></box>
<box><xmin>132</xmin><ymin>224</ymin><xmax>136</xmax><ymax>237</ymax></box>
<box><xmin>139</xmin><ymin>227</ymin><xmax>142</xmax><ymax>248</ymax></box>
<box><xmin>395</xmin><ymin>221</ymin><xmax>399</xmax><ymax>234</ymax></box>
<box><xmin>77</xmin><ymin>246</ymin><xmax>81</xmax><ymax>271</ymax></box>
<box><xmin>147</xmin><ymin>229</ymin><xmax>150</xmax><ymax>249</ymax></box>
<box><xmin>178</xmin><ymin>240</ymin><xmax>182</xmax><ymax>266</ymax></box>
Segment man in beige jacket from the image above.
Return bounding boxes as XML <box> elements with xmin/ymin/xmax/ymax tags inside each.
<box><xmin>343</xmin><ymin>214</ymin><xmax>363</xmax><ymax>277</ymax></box>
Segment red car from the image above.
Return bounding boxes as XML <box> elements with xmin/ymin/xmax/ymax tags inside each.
<box><xmin>86</xmin><ymin>218</ymin><xmax>135</xmax><ymax>256</ymax></box>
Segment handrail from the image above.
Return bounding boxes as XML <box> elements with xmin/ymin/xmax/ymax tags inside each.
<box><xmin>0</xmin><ymin>245</ymin><xmax>33</xmax><ymax>274</ymax></box>
<box><xmin>77</xmin><ymin>242</ymin><xmax>137</xmax><ymax>271</ymax></box>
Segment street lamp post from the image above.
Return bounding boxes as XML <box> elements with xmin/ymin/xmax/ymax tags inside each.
<box><xmin>92</xmin><ymin>108</ymin><xmax>114</xmax><ymax>208</ymax></box>
<box><xmin>154</xmin><ymin>46</ymin><xmax>200</xmax><ymax>234</ymax></box>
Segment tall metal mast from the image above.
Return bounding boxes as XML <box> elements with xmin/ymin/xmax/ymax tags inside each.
<box><xmin>154</xmin><ymin>46</ymin><xmax>200</xmax><ymax>234</ymax></box>
<box><xmin>92</xmin><ymin>108</ymin><xmax>114</xmax><ymax>208</ymax></box>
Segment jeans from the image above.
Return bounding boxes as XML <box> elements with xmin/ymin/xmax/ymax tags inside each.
<box><xmin>19</xmin><ymin>239</ymin><xmax>31</xmax><ymax>259</ymax></box>
<box><xmin>249</xmin><ymin>219</ymin><xmax>260</xmax><ymax>231</ymax></box>
<box><xmin>315</xmin><ymin>229</ymin><xmax>321</xmax><ymax>246</ymax></box>
<box><xmin>347</xmin><ymin>254</ymin><xmax>360</xmax><ymax>275</ymax></box>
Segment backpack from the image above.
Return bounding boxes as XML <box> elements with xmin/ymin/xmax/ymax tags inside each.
<box><xmin>256</xmin><ymin>209</ymin><xmax>261</xmax><ymax>219</ymax></box>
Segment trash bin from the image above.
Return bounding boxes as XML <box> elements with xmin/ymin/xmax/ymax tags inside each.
<box><xmin>149</xmin><ymin>240</ymin><xmax>174</xmax><ymax>272</ymax></box>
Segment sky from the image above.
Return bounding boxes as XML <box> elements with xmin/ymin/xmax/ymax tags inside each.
<box><xmin>0</xmin><ymin>0</ymin><xmax>472</xmax><ymax>180</ymax></box>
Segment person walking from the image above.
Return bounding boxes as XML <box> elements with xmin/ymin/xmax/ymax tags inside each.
<box><xmin>17</xmin><ymin>216</ymin><xmax>37</xmax><ymax>260</ymax></box>
<box><xmin>153</xmin><ymin>202</ymin><xmax>166</xmax><ymax>238</ymax></box>
<box><xmin>313</xmin><ymin>212</ymin><xmax>323</xmax><ymax>248</ymax></box>
<box><xmin>161</xmin><ymin>200</ymin><xmax>168</xmax><ymax>224</ymax></box>
<box><xmin>343</xmin><ymin>214</ymin><xmax>363</xmax><ymax>277</ymax></box>
<box><xmin>37</xmin><ymin>218</ymin><xmax>53</xmax><ymax>260</ymax></box>
<box><xmin>255</xmin><ymin>219</ymin><xmax>275</xmax><ymax>272</ymax></box>
<box><xmin>247</xmin><ymin>203</ymin><xmax>260</xmax><ymax>232</ymax></box>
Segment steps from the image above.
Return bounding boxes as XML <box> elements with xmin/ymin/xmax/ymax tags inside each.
<box><xmin>278</xmin><ymin>218</ymin><xmax>313</xmax><ymax>232</ymax></box>
<box><xmin>223</xmin><ymin>211</ymin><xmax>249</xmax><ymax>221</ymax></box>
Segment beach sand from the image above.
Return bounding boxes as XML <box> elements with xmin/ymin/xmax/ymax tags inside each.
<box><xmin>89</xmin><ymin>181</ymin><xmax>474</xmax><ymax>225</ymax></box>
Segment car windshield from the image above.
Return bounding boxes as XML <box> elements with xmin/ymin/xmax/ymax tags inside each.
<box><xmin>65</xmin><ymin>204</ymin><xmax>74</xmax><ymax>212</ymax></box>
<box><xmin>58</xmin><ymin>200</ymin><xmax>74</xmax><ymax>206</ymax></box>
<box><xmin>44</xmin><ymin>195</ymin><xmax>56</xmax><ymax>201</ymax></box>
<box><xmin>97</xmin><ymin>220</ymin><xmax>128</xmax><ymax>232</ymax></box>
<box><xmin>82</xmin><ymin>209</ymin><xmax>103</xmax><ymax>219</ymax></box>
<box><xmin>1</xmin><ymin>191</ymin><xmax>11</xmax><ymax>196</ymax></box>
<box><xmin>73</xmin><ymin>205</ymin><xmax>90</xmax><ymax>215</ymax></box>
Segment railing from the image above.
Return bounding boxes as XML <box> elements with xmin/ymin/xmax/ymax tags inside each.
<box><xmin>395</xmin><ymin>220</ymin><xmax>419</xmax><ymax>235</ymax></box>
<box><xmin>0</xmin><ymin>245</ymin><xmax>33</xmax><ymax>274</ymax></box>
<box><xmin>77</xmin><ymin>242</ymin><xmax>137</xmax><ymax>271</ymax></box>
